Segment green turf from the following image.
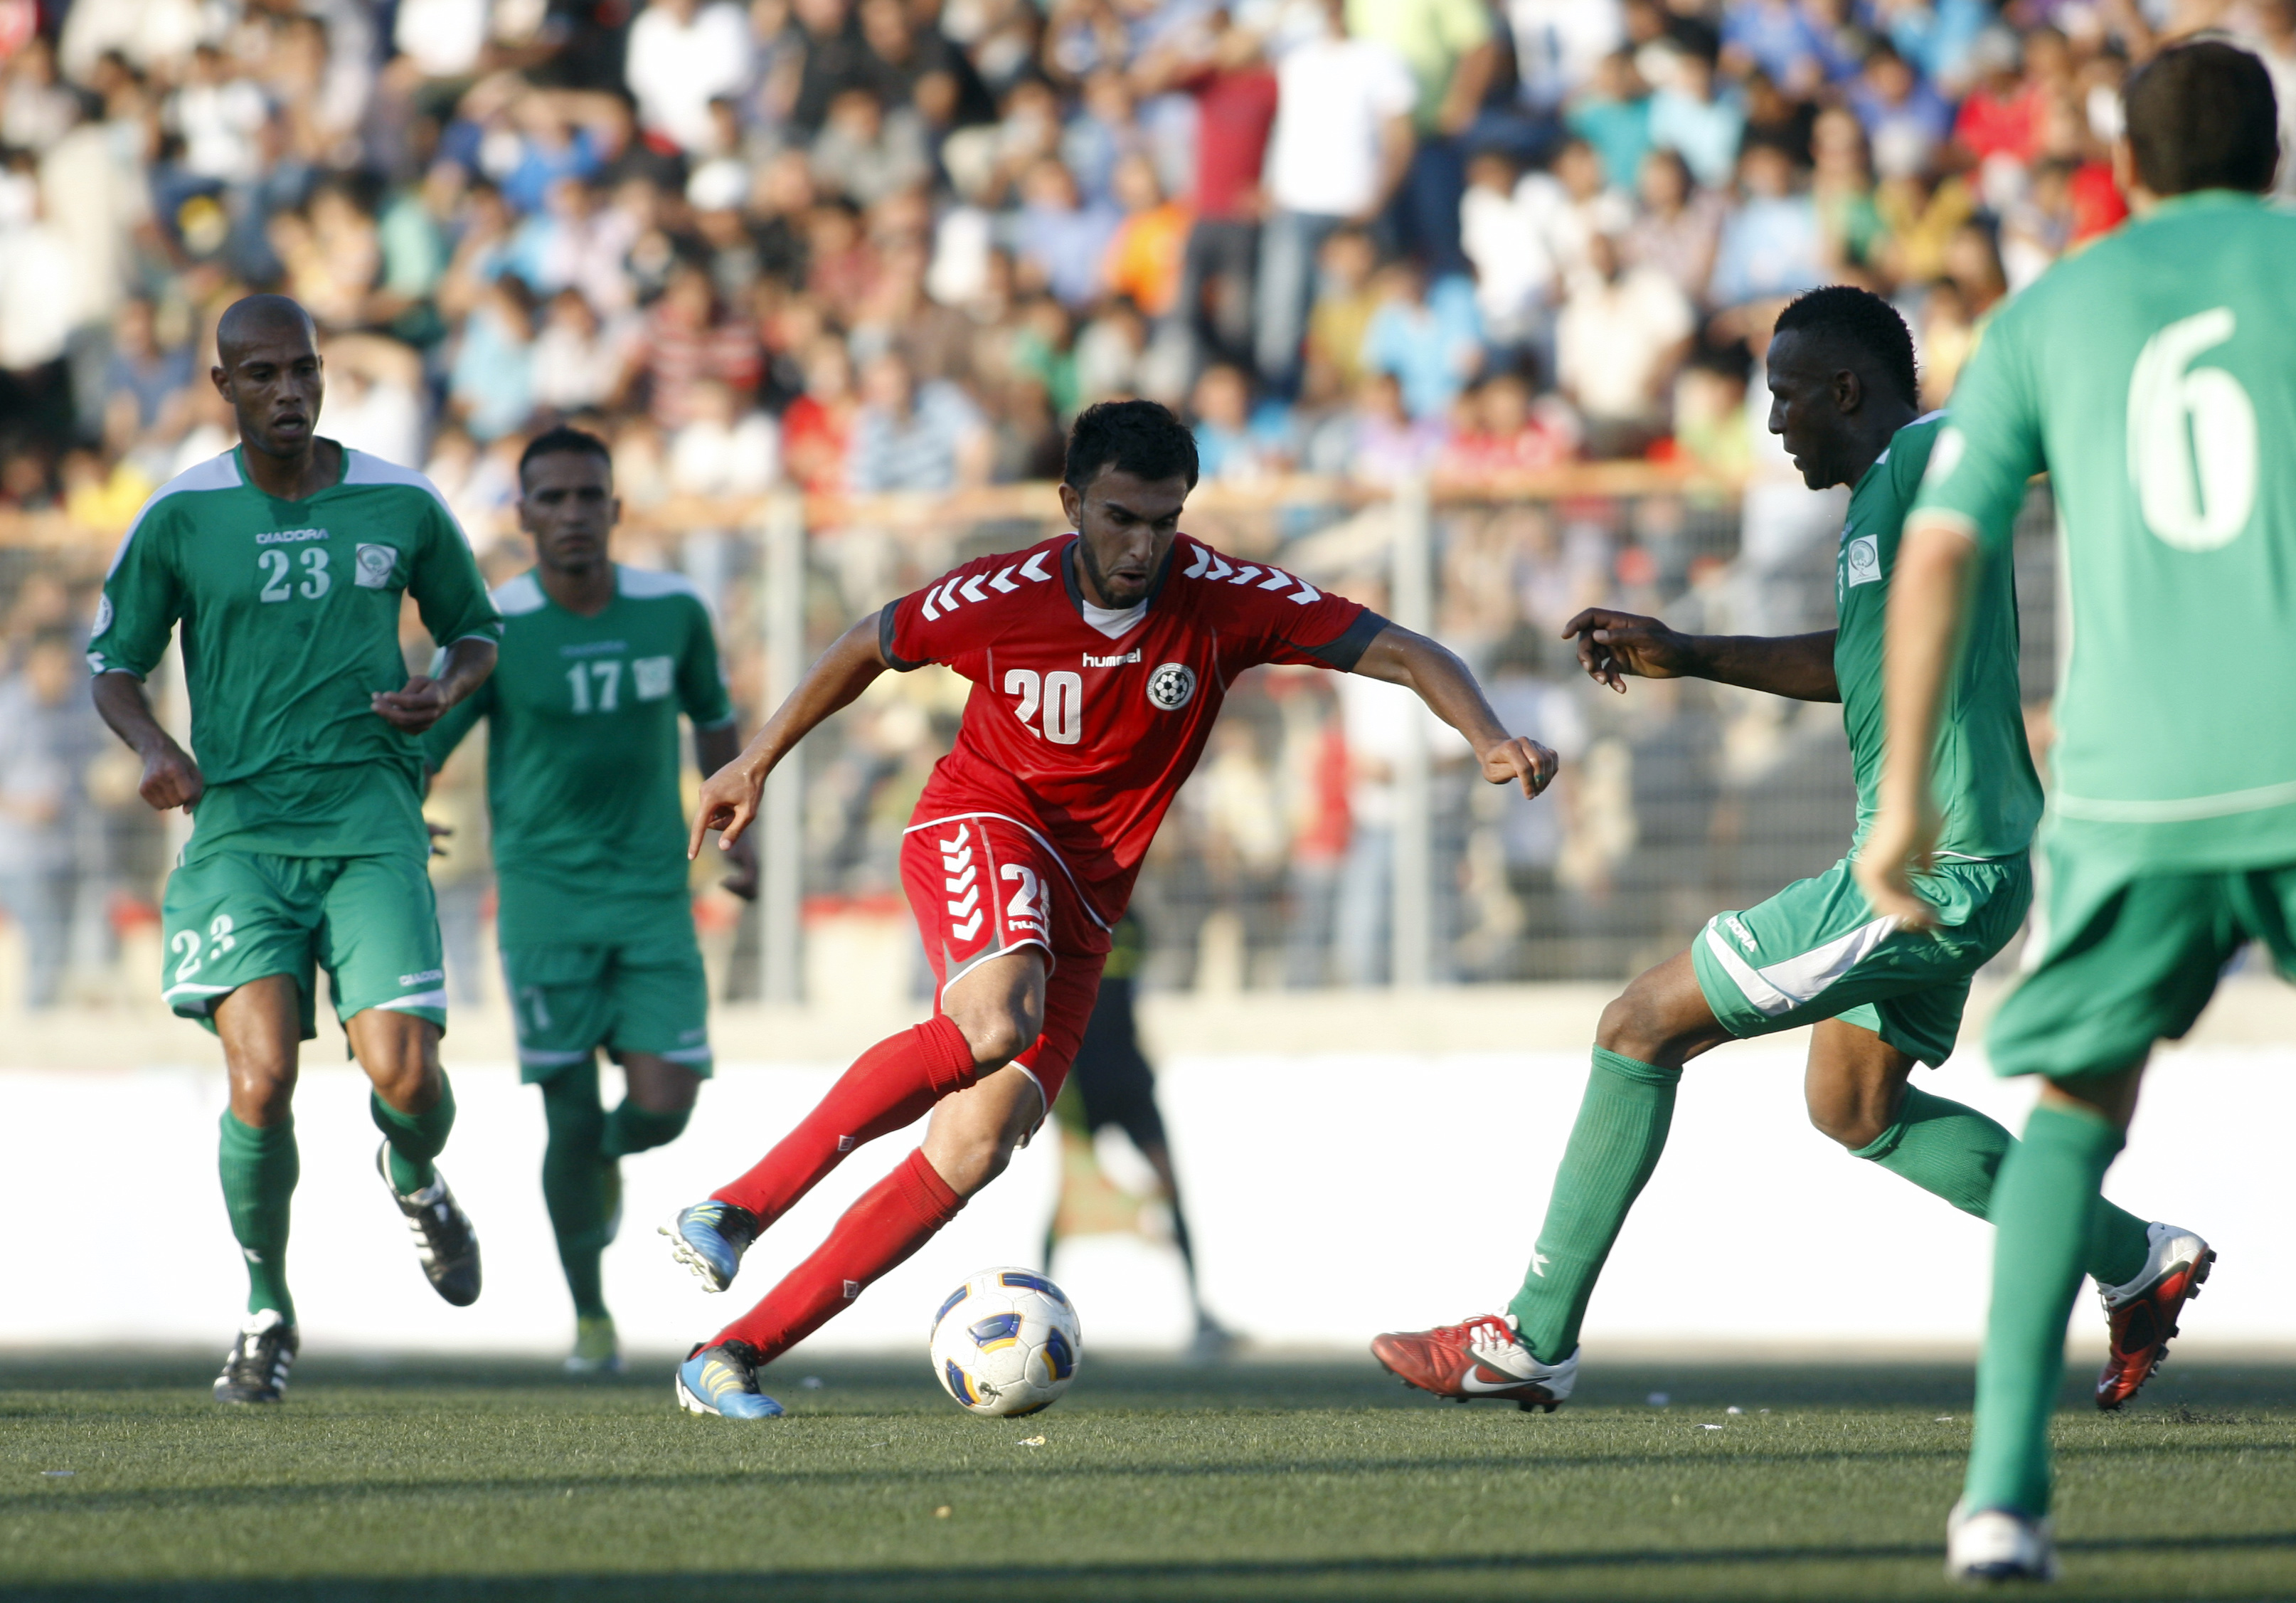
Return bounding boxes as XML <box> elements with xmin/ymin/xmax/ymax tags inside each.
<box><xmin>4</xmin><ymin>1352</ymin><xmax>2295</xmax><ymax>1602</ymax></box>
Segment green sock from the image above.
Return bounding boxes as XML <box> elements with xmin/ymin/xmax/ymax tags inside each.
<box><xmin>218</xmin><ymin>1111</ymin><xmax>299</xmax><ymax>1324</ymax></box>
<box><xmin>539</xmin><ymin>1064</ymin><xmax>611</xmax><ymax>1320</ymax></box>
<box><xmin>1509</xmin><ymin>1047</ymin><xmax>1681</xmax><ymax>1362</ymax></box>
<box><xmin>371</xmin><ymin>1076</ymin><xmax>457</xmax><ymax>1195</ymax></box>
<box><xmin>602</xmin><ymin>1099</ymin><xmax>691</xmax><ymax>1159</ymax></box>
<box><xmin>1854</xmin><ymin>1086</ymin><xmax>2152</xmax><ymax>1286</ymax></box>
<box><xmin>1963</xmin><ymin>1101</ymin><xmax>2125</xmax><ymax>1518</ymax></box>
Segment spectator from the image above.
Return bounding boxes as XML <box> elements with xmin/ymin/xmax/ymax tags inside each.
<box><xmin>1304</xmin><ymin>226</ymin><xmax>1384</xmax><ymax>392</ymax></box>
<box><xmin>1555</xmin><ymin>228</ymin><xmax>1692</xmax><ymax>458</ymax></box>
<box><xmin>1189</xmin><ymin>363</ymin><xmax>1290</xmax><ymax>482</ymax></box>
<box><xmin>1707</xmin><ymin>143</ymin><xmax>1821</xmax><ymax>309</ymax></box>
<box><xmin>449</xmin><ymin>273</ymin><xmax>539</xmax><ymax>440</ymax></box>
<box><xmin>1012</xmin><ymin>157</ymin><xmax>1120</xmax><ymax>310</ymax></box>
<box><xmin>1359</xmin><ymin>259</ymin><xmax>1482</xmax><ymax>420</ymax></box>
<box><xmin>1256</xmin><ymin>0</ymin><xmax>1415</xmax><ymax>392</ymax></box>
<box><xmin>809</xmin><ymin>86</ymin><xmax>932</xmax><ymax>206</ymax></box>
<box><xmin>1134</xmin><ymin>6</ymin><xmax>1277</xmax><ymax>376</ymax></box>
<box><xmin>669</xmin><ymin>378</ymin><xmax>781</xmax><ymax>494</ymax></box>
<box><xmin>1623</xmin><ymin>147</ymin><xmax>1724</xmax><ymax>306</ymax></box>
<box><xmin>1346</xmin><ymin>0</ymin><xmax>1499</xmax><ymax>273</ymax></box>
<box><xmin>1566</xmin><ymin>50</ymin><xmax>1654</xmax><ymax>193</ymax></box>
<box><xmin>531</xmin><ymin>289</ymin><xmax>633</xmax><ymax>413</ymax></box>
<box><xmin>846</xmin><ymin>348</ymin><xmax>990</xmax><ymax>490</ymax></box>
<box><xmin>780</xmin><ymin>334</ymin><xmax>859</xmax><ymax>492</ymax></box>
<box><xmin>1720</xmin><ymin>0</ymin><xmax>1824</xmax><ymax>95</ymax></box>
<box><xmin>0</xmin><ymin>633</ymin><xmax>86</xmax><ymax>1009</ymax></box>
<box><xmin>1100</xmin><ymin>154</ymin><xmax>1189</xmax><ymax>320</ymax></box>
<box><xmin>1438</xmin><ymin>368</ymin><xmax>1574</xmax><ymax>477</ymax></box>
<box><xmin>625</xmin><ymin>0</ymin><xmax>757</xmax><ymax>154</ymax></box>
<box><xmin>1460</xmin><ymin>147</ymin><xmax>1557</xmax><ymax>355</ymax></box>
<box><xmin>1347</xmin><ymin>366</ymin><xmax>1447</xmax><ymax>484</ymax></box>
<box><xmin>1851</xmin><ymin>39</ymin><xmax>1954</xmax><ymax>179</ymax></box>
<box><xmin>1646</xmin><ymin>44</ymin><xmax>1744</xmax><ymax>190</ymax></box>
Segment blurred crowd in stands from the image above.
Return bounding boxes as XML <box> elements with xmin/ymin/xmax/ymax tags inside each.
<box><xmin>0</xmin><ymin>0</ymin><xmax>2283</xmax><ymax>1004</ymax></box>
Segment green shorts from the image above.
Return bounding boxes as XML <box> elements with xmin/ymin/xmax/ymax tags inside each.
<box><xmin>1691</xmin><ymin>852</ymin><xmax>2032</xmax><ymax>1067</ymax></box>
<box><xmin>161</xmin><ymin>850</ymin><xmax>445</xmax><ymax>1041</ymax></box>
<box><xmin>1987</xmin><ymin>842</ymin><xmax>2296</xmax><ymax>1081</ymax></box>
<box><xmin>501</xmin><ymin>920</ymin><xmax>713</xmax><ymax>1083</ymax></box>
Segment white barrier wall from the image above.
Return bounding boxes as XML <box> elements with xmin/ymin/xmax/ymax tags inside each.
<box><xmin>4</xmin><ymin>1042</ymin><xmax>2289</xmax><ymax>1358</ymax></box>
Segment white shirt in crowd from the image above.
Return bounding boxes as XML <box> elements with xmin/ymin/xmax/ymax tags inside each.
<box><xmin>624</xmin><ymin>0</ymin><xmax>755</xmax><ymax>156</ymax></box>
<box><xmin>1264</xmin><ymin>33</ymin><xmax>1416</xmax><ymax>217</ymax></box>
<box><xmin>1556</xmin><ymin>263</ymin><xmax>1693</xmax><ymax>423</ymax></box>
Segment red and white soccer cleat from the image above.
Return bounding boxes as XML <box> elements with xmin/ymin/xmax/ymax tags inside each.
<box><xmin>1369</xmin><ymin>1313</ymin><xmax>1578</xmax><ymax>1412</ymax></box>
<box><xmin>2095</xmin><ymin>1222</ymin><xmax>2215</xmax><ymax>1411</ymax></box>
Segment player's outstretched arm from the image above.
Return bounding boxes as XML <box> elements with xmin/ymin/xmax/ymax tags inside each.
<box><xmin>92</xmin><ymin>671</ymin><xmax>203</xmax><ymax>814</ymax></box>
<box><xmin>1854</xmin><ymin>516</ymin><xmax>1979</xmax><ymax>931</ymax></box>
<box><xmin>1562</xmin><ymin>607</ymin><xmax>1839</xmax><ymax>702</ymax></box>
<box><xmin>1351</xmin><ymin>624</ymin><xmax>1558</xmax><ymax>798</ymax></box>
<box><xmin>372</xmin><ymin>636</ymin><xmax>499</xmax><ymax>734</ymax></box>
<box><xmin>689</xmin><ymin>609</ymin><xmax>891</xmax><ymax>858</ymax></box>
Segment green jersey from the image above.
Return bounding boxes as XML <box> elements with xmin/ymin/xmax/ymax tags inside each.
<box><xmin>88</xmin><ymin>445</ymin><xmax>500</xmax><ymax>863</ymax></box>
<box><xmin>1914</xmin><ymin>191</ymin><xmax>2296</xmax><ymax>872</ymax></box>
<box><xmin>422</xmin><ymin>565</ymin><xmax>734</xmax><ymax>947</ymax></box>
<box><xmin>1836</xmin><ymin>411</ymin><xmax>2041</xmax><ymax>860</ymax></box>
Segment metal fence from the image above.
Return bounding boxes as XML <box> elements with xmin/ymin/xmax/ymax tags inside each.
<box><xmin>0</xmin><ymin>471</ymin><xmax>2058</xmax><ymax>1012</ymax></box>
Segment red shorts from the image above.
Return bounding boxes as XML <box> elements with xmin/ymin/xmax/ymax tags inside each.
<box><xmin>900</xmin><ymin>811</ymin><xmax>1112</xmax><ymax>1109</ymax></box>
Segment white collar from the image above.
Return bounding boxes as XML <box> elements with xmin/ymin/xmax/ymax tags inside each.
<box><xmin>1079</xmin><ymin>597</ymin><xmax>1147</xmax><ymax>640</ymax></box>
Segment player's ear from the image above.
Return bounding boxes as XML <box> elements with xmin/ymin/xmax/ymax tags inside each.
<box><xmin>1057</xmin><ymin>478</ymin><xmax>1083</xmax><ymax>528</ymax></box>
<box><xmin>1835</xmin><ymin>366</ymin><xmax>1862</xmax><ymax>414</ymax></box>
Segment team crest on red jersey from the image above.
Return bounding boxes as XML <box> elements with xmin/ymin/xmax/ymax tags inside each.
<box><xmin>1145</xmin><ymin>662</ymin><xmax>1196</xmax><ymax>710</ymax></box>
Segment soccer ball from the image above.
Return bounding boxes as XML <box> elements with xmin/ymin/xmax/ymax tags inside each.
<box><xmin>928</xmin><ymin>1266</ymin><xmax>1082</xmax><ymax>1417</ymax></box>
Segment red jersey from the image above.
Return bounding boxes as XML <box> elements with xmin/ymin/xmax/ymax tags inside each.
<box><xmin>879</xmin><ymin>532</ymin><xmax>1382</xmax><ymax>923</ymax></box>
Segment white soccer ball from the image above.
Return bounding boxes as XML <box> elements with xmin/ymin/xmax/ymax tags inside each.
<box><xmin>928</xmin><ymin>1266</ymin><xmax>1082</xmax><ymax>1417</ymax></box>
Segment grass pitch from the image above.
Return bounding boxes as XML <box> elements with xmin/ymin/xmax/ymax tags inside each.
<box><xmin>4</xmin><ymin>1351</ymin><xmax>2294</xmax><ymax>1602</ymax></box>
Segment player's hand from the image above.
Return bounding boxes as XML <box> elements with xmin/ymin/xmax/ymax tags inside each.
<box><xmin>1854</xmin><ymin>799</ymin><xmax>1943</xmax><ymax>932</ymax></box>
<box><xmin>689</xmin><ymin>757</ymin><xmax>766</xmax><ymax>858</ymax></box>
<box><xmin>719</xmin><ymin>825</ymin><xmax>760</xmax><ymax>900</ymax></box>
<box><xmin>1561</xmin><ymin>608</ymin><xmax>1696</xmax><ymax>692</ymax></box>
<box><xmin>1479</xmin><ymin>736</ymin><xmax>1558</xmax><ymax>798</ymax></box>
<box><xmin>373</xmin><ymin>675</ymin><xmax>452</xmax><ymax>734</ymax></box>
<box><xmin>426</xmin><ymin>821</ymin><xmax>453</xmax><ymax>859</ymax></box>
<box><xmin>137</xmin><ymin>739</ymin><xmax>203</xmax><ymax>814</ymax></box>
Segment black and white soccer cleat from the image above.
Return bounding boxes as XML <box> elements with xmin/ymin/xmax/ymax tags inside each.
<box><xmin>214</xmin><ymin>1308</ymin><xmax>299</xmax><ymax>1404</ymax></box>
<box><xmin>377</xmin><ymin>1142</ymin><xmax>482</xmax><ymax>1306</ymax></box>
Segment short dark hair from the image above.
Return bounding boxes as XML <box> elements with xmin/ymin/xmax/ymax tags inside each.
<box><xmin>1062</xmin><ymin>398</ymin><xmax>1199</xmax><ymax>491</ymax></box>
<box><xmin>1773</xmin><ymin>285</ymin><xmax>1920</xmax><ymax>408</ymax></box>
<box><xmin>2125</xmin><ymin>41</ymin><xmax>2280</xmax><ymax>196</ymax></box>
<box><xmin>519</xmin><ymin>425</ymin><xmax>613</xmax><ymax>487</ymax></box>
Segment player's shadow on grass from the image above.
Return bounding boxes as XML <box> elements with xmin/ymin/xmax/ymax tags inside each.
<box><xmin>16</xmin><ymin>1533</ymin><xmax>2296</xmax><ymax>1603</ymax></box>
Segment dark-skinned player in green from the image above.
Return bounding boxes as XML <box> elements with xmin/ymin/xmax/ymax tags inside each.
<box><xmin>422</xmin><ymin>427</ymin><xmax>755</xmax><ymax>1375</ymax></box>
<box><xmin>1373</xmin><ymin>287</ymin><xmax>2204</xmax><ymax>1424</ymax></box>
<box><xmin>89</xmin><ymin>295</ymin><xmax>501</xmax><ymax>1402</ymax></box>
<box><xmin>1860</xmin><ymin>42</ymin><xmax>2287</xmax><ymax>1582</ymax></box>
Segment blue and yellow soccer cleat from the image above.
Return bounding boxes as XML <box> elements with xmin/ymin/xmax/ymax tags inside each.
<box><xmin>660</xmin><ymin>1200</ymin><xmax>758</xmax><ymax>1293</ymax></box>
<box><xmin>676</xmin><ymin>1340</ymin><xmax>785</xmax><ymax>1419</ymax></box>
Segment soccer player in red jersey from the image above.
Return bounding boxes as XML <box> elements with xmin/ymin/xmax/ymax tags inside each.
<box><xmin>663</xmin><ymin>400</ymin><xmax>1557</xmax><ymax>1417</ymax></box>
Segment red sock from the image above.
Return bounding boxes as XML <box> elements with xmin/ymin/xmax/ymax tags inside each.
<box><xmin>713</xmin><ymin>1016</ymin><xmax>974</xmax><ymax>1224</ymax></box>
<box><xmin>713</xmin><ymin>1148</ymin><xmax>964</xmax><ymax>1360</ymax></box>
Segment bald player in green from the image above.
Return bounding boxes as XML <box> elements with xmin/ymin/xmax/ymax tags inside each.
<box><xmin>1859</xmin><ymin>42</ymin><xmax>2290</xmax><ymax>1582</ymax></box>
<box><xmin>90</xmin><ymin>295</ymin><xmax>502</xmax><ymax>1403</ymax></box>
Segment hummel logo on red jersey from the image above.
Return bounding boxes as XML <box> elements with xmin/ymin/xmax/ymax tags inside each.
<box><xmin>1181</xmin><ymin>544</ymin><xmax>1322</xmax><ymax>603</ymax></box>
<box><xmin>1084</xmin><ymin>649</ymin><xmax>1141</xmax><ymax>667</ymax></box>
<box><xmin>922</xmin><ymin>550</ymin><xmax>1053</xmax><ymax>620</ymax></box>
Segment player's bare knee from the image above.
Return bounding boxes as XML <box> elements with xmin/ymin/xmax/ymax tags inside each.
<box><xmin>954</xmin><ymin>1006</ymin><xmax>1036</xmax><ymax>1069</ymax></box>
<box><xmin>1595</xmin><ymin>984</ymin><xmax>1669</xmax><ymax>1062</ymax></box>
<box><xmin>1808</xmin><ymin>1095</ymin><xmax>1885</xmax><ymax>1150</ymax></box>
